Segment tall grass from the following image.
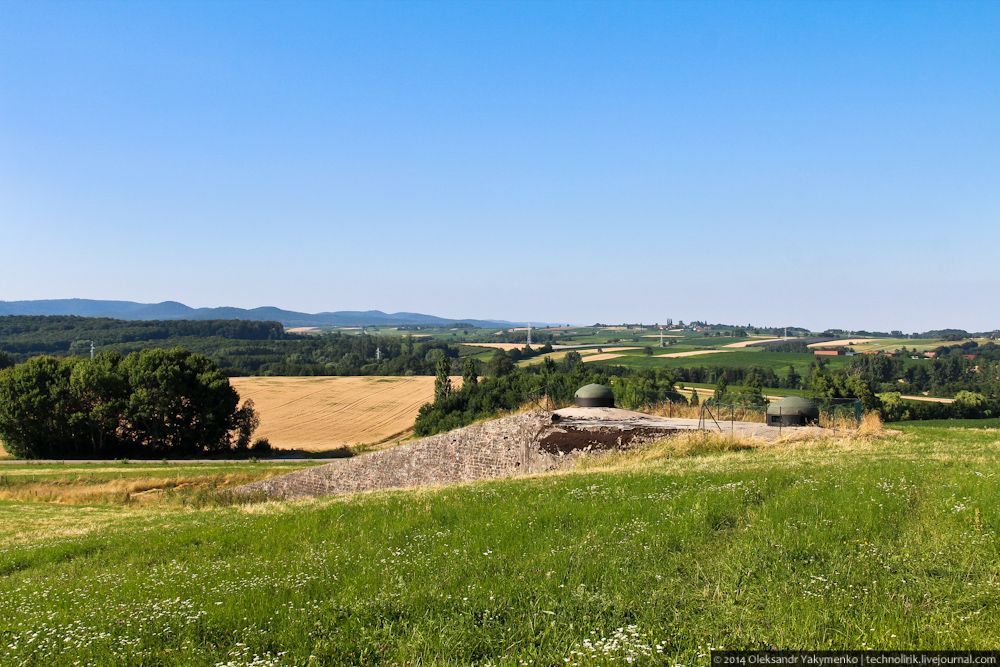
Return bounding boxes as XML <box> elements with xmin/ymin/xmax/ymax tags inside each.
<box><xmin>0</xmin><ymin>462</ymin><xmax>315</xmax><ymax>506</ymax></box>
<box><xmin>2</xmin><ymin>426</ymin><xmax>998</xmax><ymax>665</ymax></box>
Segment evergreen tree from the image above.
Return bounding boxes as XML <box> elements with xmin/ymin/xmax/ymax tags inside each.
<box><xmin>785</xmin><ymin>365</ymin><xmax>802</xmax><ymax>389</ymax></box>
<box><xmin>462</xmin><ymin>358</ymin><xmax>478</xmax><ymax>388</ymax></box>
<box><xmin>435</xmin><ymin>357</ymin><xmax>453</xmax><ymax>401</ymax></box>
<box><xmin>714</xmin><ymin>375</ymin><xmax>729</xmax><ymax>402</ymax></box>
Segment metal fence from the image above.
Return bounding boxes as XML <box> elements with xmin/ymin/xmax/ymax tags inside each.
<box><xmin>697</xmin><ymin>397</ymin><xmax>863</xmax><ymax>435</ymax></box>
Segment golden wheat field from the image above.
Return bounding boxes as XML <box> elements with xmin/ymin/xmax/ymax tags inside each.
<box><xmin>231</xmin><ymin>376</ymin><xmax>459</xmax><ymax>452</ymax></box>
<box><xmin>0</xmin><ymin>376</ymin><xmax>452</xmax><ymax>457</ymax></box>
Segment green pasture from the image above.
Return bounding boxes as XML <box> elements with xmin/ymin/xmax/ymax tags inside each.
<box><xmin>3</xmin><ymin>426</ymin><xmax>1000</xmax><ymax>664</ymax></box>
<box><xmin>594</xmin><ymin>350</ymin><xmax>850</xmax><ymax>375</ymax></box>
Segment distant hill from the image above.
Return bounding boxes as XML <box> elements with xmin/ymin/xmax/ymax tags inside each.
<box><xmin>0</xmin><ymin>299</ymin><xmax>527</xmax><ymax>329</ymax></box>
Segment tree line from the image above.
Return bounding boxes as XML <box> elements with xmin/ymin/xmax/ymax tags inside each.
<box><xmin>0</xmin><ymin>349</ymin><xmax>261</xmax><ymax>459</ymax></box>
<box><xmin>0</xmin><ymin>316</ymin><xmax>284</xmax><ymax>355</ymax></box>
<box><xmin>0</xmin><ymin>316</ymin><xmax>469</xmax><ymax>377</ymax></box>
<box><xmin>417</xmin><ymin>345</ymin><xmax>1000</xmax><ymax>435</ymax></box>
<box><xmin>415</xmin><ymin>350</ymin><xmax>687</xmax><ymax>436</ymax></box>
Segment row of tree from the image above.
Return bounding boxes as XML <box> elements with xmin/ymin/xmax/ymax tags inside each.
<box><xmin>417</xmin><ymin>346</ymin><xmax>1000</xmax><ymax>435</ymax></box>
<box><xmin>0</xmin><ymin>349</ymin><xmax>261</xmax><ymax>458</ymax></box>
<box><xmin>415</xmin><ymin>350</ymin><xmax>687</xmax><ymax>436</ymax></box>
<box><xmin>0</xmin><ymin>316</ymin><xmax>285</xmax><ymax>355</ymax></box>
<box><xmin>0</xmin><ymin>315</ymin><xmax>471</xmax><ymax>377</ymax></box>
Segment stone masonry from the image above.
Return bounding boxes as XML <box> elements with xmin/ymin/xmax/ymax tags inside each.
<box><xmin>237</xmin><ymin>408</ymin><xmax>698</xmax><ymax>500</ymax></box>
<box><xmin>238</xmin><ymin>411</ymin><xmax>554</xmax><ymax>499</ymax></box>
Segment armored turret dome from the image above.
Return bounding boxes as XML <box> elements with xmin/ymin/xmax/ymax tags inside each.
<box><xmin>766</xmin><ymin>396</ymin><xmax>820</xmax><ymax>418</ymax></box>
<box><xmin>574</xmin><ymin>383</ymin><xmax>615</xmax><ymax>408</ymax></box>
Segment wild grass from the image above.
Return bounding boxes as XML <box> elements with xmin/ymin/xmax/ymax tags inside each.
<box><xmin>576</xmin><ymin>430</ymin><xmax>759</xmax><ymax>470</ymax></box>
<box><xmin>0</xmin><ymin>461</ymin><xmax>316</xmax><ymax>506</ymax></box>
<box><xmin>1</xmin><ymin>425</ymin><xmax>999</xmax><ymax>665</ymax></box>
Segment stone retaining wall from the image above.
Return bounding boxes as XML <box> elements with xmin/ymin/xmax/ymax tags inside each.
<box><xmin>238</xmin><ymin>411</ymin><xmax>558</xmax><ymax>499</ymax></box>
<box><xmin>237</xmin><ymin>409</ymin><xmax>689</xmax><ymax>500</ymax></box>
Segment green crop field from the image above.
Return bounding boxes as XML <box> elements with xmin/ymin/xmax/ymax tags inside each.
<box><xmin>595</xmin><ymin>350</ymin><xmax>851</xmax><ymax>375</ymax></box>
<box><xmin>2</xmin><ymin>423</ymin><xmax>1000</xmax><ymax>665</ymax></box>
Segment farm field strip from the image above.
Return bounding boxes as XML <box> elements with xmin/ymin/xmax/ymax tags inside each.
<box><xmin>230</xmin><ymin>376</ymin><xmax>458</xmax><ymax>452</ymax></box>
<box><xmin>581</xmin><ymin>352</ymin><xmax>626</xmax><ymax>362</ymax></box>
<box><xmin>518</xmin><ymin>348</ymin><xmax>640</xmax><ymax>366</ymax></box>
<box><xmin>807</xmin><ymin>338</ymin><xmax>879</xmax><ymax>348</ymax></box>
<box><xmin>462</xmin><ymin>342</ymin><xmax>542</xmax><ymax>351</ymax></box>
<box><xmin>656</xmin><ymin>349</ymin><xmax>734</xmax><ymax>358</ymax></box>
<box><xmin>724</xmin><ymin>338</ymin><xmax>785</xmax><ymax>348</ymax></box>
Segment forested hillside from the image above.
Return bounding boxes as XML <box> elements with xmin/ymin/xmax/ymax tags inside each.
<box><xmin>0</xmin><ymin>316</ymin><xmax>461</xmax><ymax>376</ymax></box>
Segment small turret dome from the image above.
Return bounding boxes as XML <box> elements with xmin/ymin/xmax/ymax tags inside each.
<box><xmin>574</xmin><ymin>383</ymin><xmax>615</xmax><ymax>408</ymax></box>
<box><xmin>766</xmin><ymin>396</ymin><xmax>819</xmax><ymax>426</ymax></box>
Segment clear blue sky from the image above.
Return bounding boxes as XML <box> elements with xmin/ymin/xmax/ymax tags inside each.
<box><xmin>1</xmin><ymin>1</ymin><xmax>997</xmax><ymax>332</ymax></box>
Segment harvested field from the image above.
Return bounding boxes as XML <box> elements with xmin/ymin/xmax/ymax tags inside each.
<box><xmin>285</xmin><ymin>326</ymin><xmax>320</xmax><ymax>334</ymax></box>
<box><xmin>807</xmin><ymin>338</ymin><xmax>877</xmax><ymax>348</ymax></box>
<box><xmin>724</xmin><ymin>338</ymin><xmax>785</xmax><ymax>348</ymax></box>
<box><xmin>656</xmin><ymin>349</ymin><xmax>733</xmax><ymax>358</ymax></box>
<box><xmin>231</xmin><ymin>376</ymin><xmax>459</xmax><ymax>452</ymax></box>
<box><xmin>902</xmin><ymin>395</ymin><xmax>956</xmax><ymax>404</ymax></box>
<box><xmin>465</xmin><ymin>342</ymin><xmax>541</xmax><ymax>351</ymax></box>
<box><xmin>582</xmin><ymin>352</ymin><xmax>626</xmax><ymax>362</ymax></box>
<box><xmin>584</xmin><ymin>348</ymin><xmax>735</xmax><ymax>363</ymax></box>
<box><xmin>522</xmin><ymin>347</ymin><xmax>644</xmax><ymax>366</ymax></box>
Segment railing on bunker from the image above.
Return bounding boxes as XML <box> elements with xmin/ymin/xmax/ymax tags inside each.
<box><xmin>697</xmin><ymin>397</ymin><xmax>863</xmax><ymax>436</ymax></box>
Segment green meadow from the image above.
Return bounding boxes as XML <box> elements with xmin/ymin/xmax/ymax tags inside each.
<box><xmin>598</xmin><ymin>349</ymin><xmax>851</xmax><ymax>375</ymax></box>
<box><xmin>2</xmin><ymin>423</ymin><xmax>1000</xmax><ymax>665</ymax></box>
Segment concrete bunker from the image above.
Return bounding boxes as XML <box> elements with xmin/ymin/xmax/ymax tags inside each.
<box><xmin>766</xmin><ymin>396</ymin><xmax>820</xmax><ymax>427</ymax></box>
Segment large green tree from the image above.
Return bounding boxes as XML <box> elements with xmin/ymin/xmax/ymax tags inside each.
<box><xmin>0</xmin><ymin>349</ymin><xmax>257</xmax><ymax>458</ymax></box>
<box><xmin>0</xmin><ymin>356</ymin><xmax>85</xmax><ymax>458</ymax></box>
<box><xmin>119</xmin><ymin>348</ymin><xmax>245</xmax><ymax>456</ymax></box>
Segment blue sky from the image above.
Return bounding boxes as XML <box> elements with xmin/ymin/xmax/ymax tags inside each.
<box><xmin>1</xmin><ymin>1</ymin><xmax>997</xmax><ymax>331</ymax></box>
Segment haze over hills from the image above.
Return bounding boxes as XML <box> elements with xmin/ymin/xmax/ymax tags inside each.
<box><xmin>0</xmin><ymin>299</ymin><xmax>535</xmax><ymax>329</ymax></box>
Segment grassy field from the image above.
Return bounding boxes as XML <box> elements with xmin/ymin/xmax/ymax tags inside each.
<box><xmin>2</xmin><ymin>423</ymin><xmax>1000</xmax><ymax>664</ymax></box>
<box><xmin>835</xmin><ymin>338</ymin><xmax>983</xmax><ymax>353</ymax></box>
<box><xmin>595</xmin><ymin>349</ymin><xmax>851</xmax><ymax>375</ymax></box>
<box><xmin>0</xmin><ymin>460</ymin><xmax>317</xmax><ymax>505</ymax></box>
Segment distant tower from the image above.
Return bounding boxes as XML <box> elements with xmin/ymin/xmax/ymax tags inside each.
<box><xmin>375</xmin><ymin>345</ymin><xmax>382</xmax><ymax>361</ymax></box>
<box><xmin>89</xmin><ymin>340</ymin><xmax>95</xmax><ymax>360</ymax></box>
<box><xmin>526</xmin><ymin>324</ymin><xmax>532</xmax><ymax>347</ymax></box>
<box><xmin>659</xmin><ymin>325</ymin><xmax>665</xmax><ymax>348</ymax></box>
